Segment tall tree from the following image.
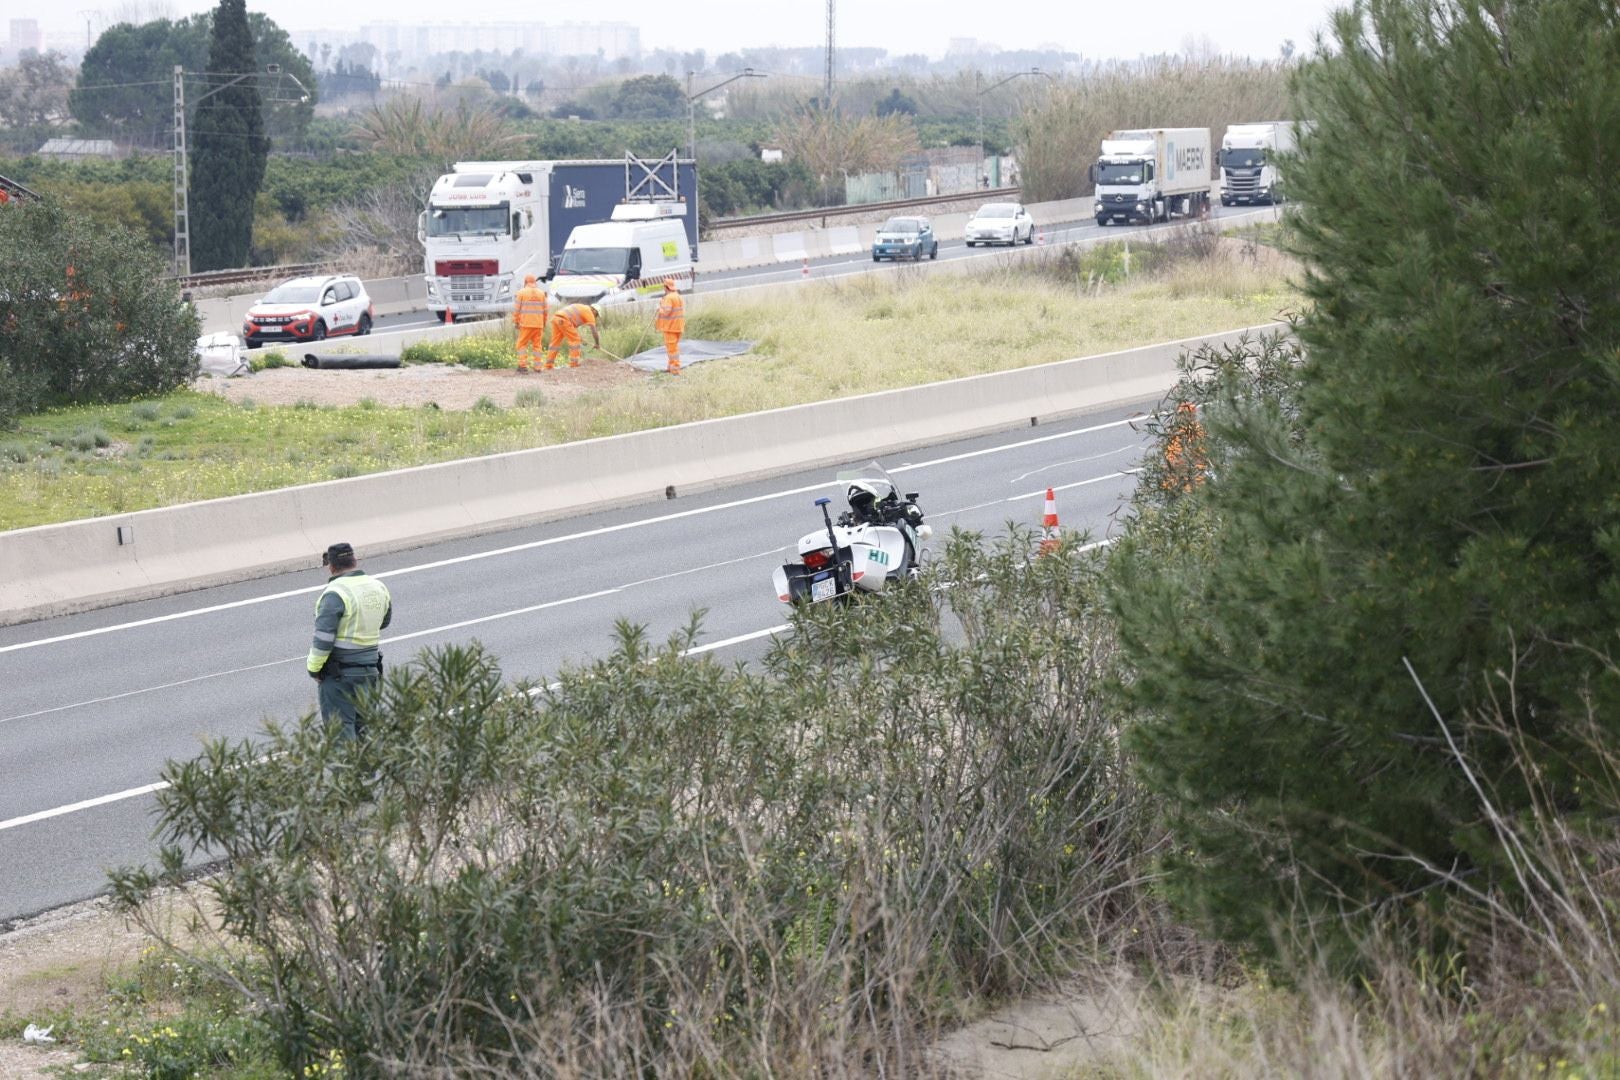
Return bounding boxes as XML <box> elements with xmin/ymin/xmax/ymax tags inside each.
<box><xmin>609</xmin><ymin>74</ymin><xmax>686</xmax><ymax>120</ymax></box>
<box><xmin>1109</xmin><ymin>0</ymin><xmax>1620</xmax><ymax>964</ymax></box>
<box><xmin>188</xmin><ymin>0</ymin><xmax>268</xmax><ymax>270</ymax></box>
<box><xmin>72</xmin><ymin>13</ymin><xmax>314</xmax><ymax>147</ymax></box>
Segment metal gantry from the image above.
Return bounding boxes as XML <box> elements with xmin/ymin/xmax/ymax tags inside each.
<box><xmin>825</xmin><ymin>0</ymin><xmax>835</xmax><ymax>105</ymax></box>
<box><xmin>171</xmin><ymin>66</ymin><xmax>189</xmax><ymax>278</ymax></box>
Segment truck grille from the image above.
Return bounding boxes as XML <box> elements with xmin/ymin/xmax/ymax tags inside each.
<box><xmin>449</xmin><ymin>276</ymin><xmax>491</xmax><ymax>303</ymax></box>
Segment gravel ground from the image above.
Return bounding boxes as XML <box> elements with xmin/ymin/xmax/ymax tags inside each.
<box><xmin>194</xmin><ymin>358</ymin><xmax>648</xmax><ymax>410</ymax></box>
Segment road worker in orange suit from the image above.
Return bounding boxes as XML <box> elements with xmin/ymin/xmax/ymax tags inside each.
<box><xmin>654</xmin><ymin>277</ymin><xmax>685</xmax><ymax>375</ymax></box>
<box><xmin>512</xmin><ymin>274</ymin><xmax>548</xmax><ymax>373</ymax></box>
<box><xmin>544</xmin><ymin>302</ymin><xmax>601</xmax><ymax>369</ymax></box>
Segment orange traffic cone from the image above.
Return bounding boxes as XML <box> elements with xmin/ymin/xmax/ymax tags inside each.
<box><xmin>1039</xmin><ymin>487</ymin><xmax>1060</xmax><ymax>555</ymax></box>
<box><xmin>445</xmin><ymin>307</ymin><xmax>454</xmax><ymax>324</ymax></box>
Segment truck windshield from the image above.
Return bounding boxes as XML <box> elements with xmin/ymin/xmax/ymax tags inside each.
<box><xmin>1095</xmin><ymin>162</ymin><xmax>1146</xmax><ymax>185</ymax></box>
<box><xmin>427</xmin><ymin>203</ymin><xmax>511</xmax><ymax>237</ymax></box>
<box><xmin>554</xmin><ymin>247</ymin><xmax>632</xmax><ymax>275</ymax></box>
<box><xmin>1221</xmin><ymin>148</ymin><xmax>1268</xmax><ymax>169</ymax></box>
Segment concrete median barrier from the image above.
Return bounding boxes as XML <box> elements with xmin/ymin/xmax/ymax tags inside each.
<box><xmin>0</xmin><ymin>322</ymin><xmax>1285</xmax><ymax>625</ymax></box>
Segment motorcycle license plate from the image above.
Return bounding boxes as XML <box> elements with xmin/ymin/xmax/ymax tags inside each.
<box><xmin>811</xmin><ymin>575</ymin><xmax>837</xmax><ymax>602</ymax></box>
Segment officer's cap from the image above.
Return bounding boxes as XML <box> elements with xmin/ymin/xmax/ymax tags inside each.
<box><xmin>321</xmin><ymin>541</ymin><xmax>355</xmax><ymax>566</ymax></box>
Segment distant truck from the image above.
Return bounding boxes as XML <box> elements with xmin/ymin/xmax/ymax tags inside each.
<box><xmin>418</xmin><ymin>154</ymin><xmax>697</xmax><ymax>322</ymax></box>
<box><xmin>1091</xmin><ymin>128</ymin><xmax>1211</xmax><ymax>226</ymax></box>
<box><xmin>1220</xmin><ymin>121</ymin><xmax>1300</xmax><ymax>206</ymax></box>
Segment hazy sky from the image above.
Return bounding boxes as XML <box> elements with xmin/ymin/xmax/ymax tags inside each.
<box><xmin>36</xmin><ymin>0</ymin><xmax>1344</xmax><ymax>60</ymax></box>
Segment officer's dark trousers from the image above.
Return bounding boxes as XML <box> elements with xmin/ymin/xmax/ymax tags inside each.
<box><xmin>319</xmin><ymin>669</ymin><xmax>380</xmax><ymax>742</ymax></box>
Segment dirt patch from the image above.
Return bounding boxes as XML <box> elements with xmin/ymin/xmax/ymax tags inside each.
<box><xmin>0</xmin><ymin>898</ymin><xmax>146</xmax><ymax>1077</ymax></box>
<box><xmin>195</xmin><ymin>359</ymin><xmax>646</xmax><ymax>411</ymax></box>
<box><xmin>928</xmin><ymin>971</ymin><xmax>1149</xmax><ymax>1079</ymax></box>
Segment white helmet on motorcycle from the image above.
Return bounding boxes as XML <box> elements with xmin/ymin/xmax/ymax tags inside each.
<box><xmin>847</xmin><ymin>480</ymin><xmax>883</xmax><ymax>521</ymax></box>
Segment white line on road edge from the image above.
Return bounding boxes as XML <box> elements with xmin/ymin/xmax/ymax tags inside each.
<box><xmin>1</xmin><ymin>417</ymin><xmax>1143</xmax><ymax>655</ymax></box>
<box><xmin>0</xmin><ymin>781</ymin><xmax>170</xmax><ymax>833</ymax></box>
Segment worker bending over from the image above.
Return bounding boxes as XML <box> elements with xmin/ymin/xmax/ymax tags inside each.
<box><xmin>544</xmin><ymin>303</ymin><xmax>601</xmax><ymax>369</ymax></box>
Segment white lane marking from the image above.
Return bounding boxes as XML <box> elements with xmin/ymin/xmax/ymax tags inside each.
<box><xmin>931</xmin><ymin>469</ymin><xmax>1141</xmax><ymax>520</ymax></box>
<box><xmin>0</xmin><ymin>656</ymin><xmax>299</xmax><ymax>725</ymax></box>
<box><xmin>0</xmin><ymin>417</ymin><xmax>1144</xmax><ymax>655</ymax></box>
<box><xmin>1</xmin><ymin>547</ymin><xmax>794</xmax><ymax>725</ymax></box>
<box><xmin>0</xmin><ymin>781</ymin><xmax>170</xmax><ymax>832</ymax></box>
<box><xmin>1010</xmin><ymin>446</ymin><xmax>1137</xmax><ymax>483</ymax></box>
<box><xmin>383</xmin><ymin>589</ymin><xmax>621</xmax><ymax>646</ymax></box>
<box><xmin>0</xmin><ymin>621</ymin><xmax>793</xmax><ymax>833</ymax></box>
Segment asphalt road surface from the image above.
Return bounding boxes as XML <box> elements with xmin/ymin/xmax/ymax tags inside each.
<box><xmin>0</xmin><ymin>402</ymin><xmax>1162</xmax><ymax>922</ymax></box>
<box><xmin>372</xmin><ymin>203</ymin><xmax>1266</xmax><ymax>334</ymax></box>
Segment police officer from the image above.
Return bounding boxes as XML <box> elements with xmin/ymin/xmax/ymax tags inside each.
<box><xmin>307</xmin><ymin>542</ymin><xmax>393</xmax><ymax>741</ymax></box>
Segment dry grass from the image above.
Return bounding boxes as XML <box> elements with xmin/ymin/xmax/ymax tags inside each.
<box><xmin>572</xmin><ymin>247</ymin><xmax>1295</xmax><ymax>435</ymax></box>
<box><xmin>0</xmin><ymin>248</ymin><xmax>1295</xmax><ymax>528</ymax></box>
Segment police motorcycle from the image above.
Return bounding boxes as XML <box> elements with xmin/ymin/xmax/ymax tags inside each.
<box><xmin>772</xmin><ymin>463</ymin><xmax>933</xmax><ymax>605</ymax></box>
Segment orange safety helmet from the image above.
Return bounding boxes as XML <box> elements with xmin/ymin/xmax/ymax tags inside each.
<box><xmin>524</xmin><ymin>274</ymin><xmax>538</xmax><ymax>285</ymax></box>
<box><xmin>663</xmin><ymin>277</ymin><xmax>679</xmax><ymax>291</ymax></box>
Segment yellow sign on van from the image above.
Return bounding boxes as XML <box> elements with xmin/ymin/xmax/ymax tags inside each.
<box><xmin>661</xmin><ymin>241</ymin><xmax>679</xmax><ymax>258</ymax></box>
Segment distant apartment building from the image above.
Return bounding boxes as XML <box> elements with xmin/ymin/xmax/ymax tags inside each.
<box><xmin>9</xmin><ymin>18</ymin><xmax>43</xmax><ymax>53</ymax></box>
<box><xmin>355</xmin><ymin>21</ymin><xmax>640</xmax><ymax>61</ymax></box>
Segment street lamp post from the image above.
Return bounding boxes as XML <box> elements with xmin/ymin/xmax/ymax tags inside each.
<box><xmin>976</xmin><ymin>67</ymin><xmax>1053</xmax><ymax>191</ymax></box>
<box><xmin>687</xmin><ymin>67</ymin><xmax>766</xmax><ymax>164</ymax></box>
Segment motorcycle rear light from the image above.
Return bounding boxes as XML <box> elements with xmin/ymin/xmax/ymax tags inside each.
<box><xmin>803</xmin><ymin>548</ymin><xmax>833</xmax><ymax>571</ymax></box>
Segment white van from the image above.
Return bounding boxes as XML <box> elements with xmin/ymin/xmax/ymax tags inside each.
<box><xmin>546</xmin><ymin>203</ymin><xmax>694</xmax><ymax>307</ymax></box>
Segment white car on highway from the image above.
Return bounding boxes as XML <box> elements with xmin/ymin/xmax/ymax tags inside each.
<box><xmin>965</xmin><ymin>202</ymin><xmax>1035</xmax><ymax>247</ymax></box>
<box><xmin>242</xmin><ymin>274</ymin><xmax>374</xmax><ymax>349</ymax></box>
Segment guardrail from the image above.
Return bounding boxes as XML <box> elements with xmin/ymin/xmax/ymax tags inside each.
<box><xmin>2</xmin><ymin>321</ymin><xmax>1284</xmax><ymax>625</ymax></box>
<box><xmin>709</xmin><ymin>187</ymin><xmax>1022</xmax><ymax>232</ymax></box>
<box><xmin>178</xmin><ymin>261</ymin><xmax>327</xmax><ymax>290</ymax></box>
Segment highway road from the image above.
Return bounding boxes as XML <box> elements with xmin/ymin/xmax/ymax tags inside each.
<box><xmin>0</xmin><ymin>402</ymin><xmax>1160</xmax><ymax>923</ymax></box>
<box><xmin>372</xmin><ymin>203</ymin><xmax>1265</xmax><ymax>334</ymax></box>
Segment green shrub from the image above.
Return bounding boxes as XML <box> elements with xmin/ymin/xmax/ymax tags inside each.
<box><xmin>512</xmin><ymin>389</ymin><xmax>545</xmax><ymax>409</ymax></box>
<box><xmin>129</xmin><ymin>402</ymin><xmax>162</xmax><ymax>423</ymax></box>
<box><xmin>401</xmin><ymin>332</ymin><xmax>513</xmax><ymax>369</ymax></box>
<box><xmin>0</xmin><ymin>198</ymin><xmax>199</xmax><ymax>427</ymax></box>
<box><xmin>113</xmin><ymin>532</ymin><xmax>1153</xmax><ymax>1075</ymax></box>
<box><xmin>249</xmin><ymin>349</ymin><xmax>293</xmax><ymax>372</ymax></box>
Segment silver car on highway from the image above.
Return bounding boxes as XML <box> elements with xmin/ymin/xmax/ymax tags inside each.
<box><xmin>965</xmin><ymin>202</ymin><xmax>1035</xmax><ymax>247</ymax></box>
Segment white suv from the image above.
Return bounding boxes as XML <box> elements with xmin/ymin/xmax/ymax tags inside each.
<box><xmin>242</xmin><ymin>274</ymin><xmax>374</xmax><ymax>348</ymax></box>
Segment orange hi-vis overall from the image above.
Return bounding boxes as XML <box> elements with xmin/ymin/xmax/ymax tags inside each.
<box><xmin>654</xmin><ymin>290</ymin><xmax>686</xmax><ymax>374</ymax></box>
<box><xmin>512</xmin><ymin>285</ymin><xmax>549</xmax><ymax>371</ymax></box>
<box><xmin>544</xmin><ymin>303</ymin><xmax>598</xmax><ymax>368</ymax></box>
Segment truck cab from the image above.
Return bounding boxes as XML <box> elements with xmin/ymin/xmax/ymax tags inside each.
<box><xmin>548</xmin><ymin>202</ymin><xmax>693</xmax><ymax>307</ymax></box>
<box><xmin>419</xmin><ymin>162</ymin><xmax>549</xmax><ymax>322</ymax></box>
<box><xmin>1220</xmin><ymin>121</ymin><xmax>1300</xmax><ymax>206</ymax></box>
<box><xmin>1091</xmin><ymin>128</ymin><xmax>1211</xmax><ymax>226</ymax></box>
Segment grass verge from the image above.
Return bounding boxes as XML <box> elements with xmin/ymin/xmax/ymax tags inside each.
<box><xmin>0</xmin><ymin>242</ymin><xmax>1296</xmax><ymax>530</ymax></box>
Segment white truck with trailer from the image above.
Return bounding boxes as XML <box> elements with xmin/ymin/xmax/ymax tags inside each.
<box><xmin>418</xmin><ymin>153</ymin><xmax>697</xmax><ymax>322</ymax></box>
<box><xmin>1220</xmin><ymin>121</ymin><xmax>1299</xmax><ymax>206</ymax></box>
<box><xmin>1091</xmin><ymin>128</ymin><xmax>1212</xmax><ymax>226</ymax></box>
